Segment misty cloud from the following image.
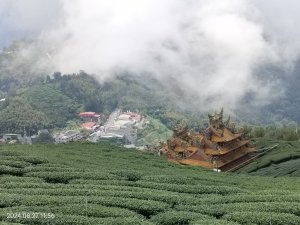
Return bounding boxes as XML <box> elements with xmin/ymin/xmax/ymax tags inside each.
<box><xmin>1</xmin><ymin>0</ymin><xmax>299</xmax><ymax>111</ymax></box>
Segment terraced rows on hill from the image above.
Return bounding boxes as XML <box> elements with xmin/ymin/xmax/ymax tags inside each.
<box><xmin>237</xmin><ymin>139</ymin><xmax>300</xmax><ymax>176</ymax></box>
<box><xmin>0</xmin><ymin>143</ymin><xmax>300</xmax><ymax>225</ymax></box>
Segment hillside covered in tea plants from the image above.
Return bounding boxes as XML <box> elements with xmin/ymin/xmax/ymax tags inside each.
<box><xmin>237</xmin><ymin>139</ymin><xmax>300</xmax><ymax>177</ymax></box>
<box><xmin>0</xmin><ymin>143</ymin><xmax>300</xmax><ymax>225</ymax></box>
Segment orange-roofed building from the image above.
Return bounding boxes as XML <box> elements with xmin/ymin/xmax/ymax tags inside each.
<box><xmin>81</xmin><ymin>122</ymin><xmax>97</xmax><ymax>130</ymax></box>
<box><xmin>161</xmin><ymin>109</ymin><xmax>256</xmax><ymax>172</ymax></box>
<box><xmin>79</xmin><ymin>112</ymin><xmax>101</xmax><ymax>123</ymax></box>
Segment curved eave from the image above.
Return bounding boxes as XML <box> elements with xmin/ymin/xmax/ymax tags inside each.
<box><xmin>205</xmin><ymin>140</ymin><xmax>251</xmax><ymax>155</ymax></box>
<box><xmin>211</xmin><ymin>128</ymin><xmax>242</xmax><ymax>143</ymax></box>
<box><xmin>177</xmin><ymin>158</ymin><xmax>214</xmax><ymax>168</ymax></box>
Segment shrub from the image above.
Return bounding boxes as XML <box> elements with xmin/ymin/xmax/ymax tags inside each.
<box><xmin>111</xmin><ymin>169</ymin><xmax>143</xmax><ymax>181</ymax></box>
<box><xmin>222</xmin><ymin>211</ymin><xmax>300</xmax><ymax>225</ymax></box>
<box><xmin>142</xmin><ymin>175</ymin><xmax>197</xmax><ymax>185</ymax></box>
<box><xmin>20</xmin><ymin>156</ymin><xmax>49</xmax><ymax>165</ymax></box>
<box><xmin>0</xmin><ymin>212</ymin><xmax>155</xmax><ymax>225</ymax></box>
<box><xmin>0</xmin><ymin>160</ymin><xmax>31</xmax><ymax>168</ymax></box>
<box><xmin>192</xmin><ymin>218</ymin><xmax>241</xmax><ymax>225</ymax></box>
<box><xmin>25</xmin><ymin>171</ymin><xmax>118</xmax><ymax>183</ymax></box>
<box><xmin>150</xmin><ymin>210</ymin><xmax>212</xmax><ymax>225</ymax></box>
<box><xmin>3</xmin><ymin>204</ymin><xmax>141</xmax><ymax>218</ymax></box>
<box><xmin>89</xmin><ymin>196</ymin><xmax>170</xmax><ymax>217</ymax></box>
<box><xmin>176</xmin><ymin>202</ymin><xmax>300</xmax><ymax>217</ymax></box>
<box><xmin>0</xmin><ymin>165</ymin><xmax>24</xmax><ymax>176</ymax></box>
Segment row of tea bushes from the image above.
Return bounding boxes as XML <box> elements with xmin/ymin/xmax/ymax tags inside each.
<box><xmin>223</xmin><ymin>211</ymin><xmax>300</xmax><ymax>225</ymax></box>
<box><xmin>1</xmin><ymin>143</ymin><xmax>300</xmax><ymax>225</ymax></box>
<box><xmin>175</xmin><ymin>201</ymin><xmax>300</xmax><ymax>217</ymax></box>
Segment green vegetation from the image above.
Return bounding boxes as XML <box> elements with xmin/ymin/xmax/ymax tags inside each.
<box><xmin>0</xmin><ymin>96</ymin><xmax>49</xmax><ymax>135</ymax></box>
<box><xmin>0</xmin><ymin>143</ymin><xmax>300</xmax><ymax>224</ymax></box>
<box><xmin>242</xmin><ymin>124</ymin><xmax>300</xmax><ymax>141</ymax></box>
<box><xmin>237</xmin><ymin>139</ymin><xmax>300</xmax><ymax>176</ymax></box>
<box><xmin>23</xmin><ymin>84</ymin><xmax>82</xmax><ymax>128</ymax></box>
<box><xmin>136</xmin><ymin>116</ymin><xmax>172</xmax><ymax>146</ymax></box>
<box><xmin>0</xmin><ymin>84</ymin><xmax>82</xmax><ymax>134</ymax></box>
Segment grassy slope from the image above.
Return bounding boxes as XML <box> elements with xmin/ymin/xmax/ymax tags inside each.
<box><xmin>237</xmin><ymin>138</ymin><xmax>300</xmax><ymax>177</ymax></box>
<box><xmin>0</xmin><ymin>143</ymin><xmax>300</xmax><ymax>225</ymax></box>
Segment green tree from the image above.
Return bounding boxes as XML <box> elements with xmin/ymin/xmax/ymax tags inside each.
<box><xmin>23</xmin><ymin>84</ymin><xmax>81</xmax><ymax>127</ymax></box>
<box><xmin>0</xmin><ymin>96</ymin><xmax>49</xmax><ymax>135</ymax></box>
<box><xmin>34</xmin><ymin>132</ymin><xmax>54</xmax><ymax>143</ymax></box>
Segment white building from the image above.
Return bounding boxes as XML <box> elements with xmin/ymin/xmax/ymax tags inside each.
<box><xmin>55</xmin><ymin>130</ymin><xmax>82</xmax><ymax>143</ymax></box>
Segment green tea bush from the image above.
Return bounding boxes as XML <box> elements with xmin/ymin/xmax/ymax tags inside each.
<box><xmin>111</xmin><ymin>169</ymin><xmax>143</xmax><ymax>181</ymax></box>
<box><xmin>0</xmin><ymin>165</ymin><xmax>24</xmax><ymax>176</ymax></box>
<box><xmin>0</xmin><ymin>150</ymin><xmax>23</xmax><ymax>156</ymax></box>
<box><xmin>222</xmin><ymin>211</ymin><xmax>300</xmax><ymax>225</ymax></box>
<box><xmin>0</xmin><ymin>182</ymin><xmax>53</xmax><ymax>189</ymax></box>
<box><xmin>0</xmin><ymin>193</ymin><xmax>83</xmax><ymax>208</ymax></box>
<box><xmin>0</xmin><ymin>160</ymin><xmax>31</xmax><ymax>168</ymax></box>
<box><xmin>0</xmin><ymin>155</ymin><xmax>49</xmax><ymax>165</ymax></box>
<box><xmin>0</xmin><ymin>193</ymin><xmax>169</xmax><ymax>217</ymax></box>
<box><xmin>150</xmin><ymin>210</ymin><xmax>212</xmax><ymax>225</ymax></box>
<box><xmin>25</xmin><ymin>171</ymin><xmax>117</xmax><ymax>183</ymax></box>
<box><xmin>0</xmin><ymin>143</ymin><xmax>299</xmax><ymax>225</ymax></box>
<box><xmin>131</xmin><ymin>182</ymin><xmax>245</xmax><ymax>195</ymax></box>
<box><xmin>68</xmin><ymin>183</ymin><xmax>200</xmax><ymax>205</ymax></box>
<box><xmin>26</xmin><ymin>172</ymin><xmax>76</xmax><ymax>183</ymax></box>
<box><xmin>4</xmin><ymin>204</ymin><xmax>141</xmax><ymax>218</ymax></box>
<box><xmin>142</xmin><ymin>175</ymin><xmax>198</xmax><ymax>185</ymax></box>
<box><xmin>69</xmin><ymin>178</ymin><xmax>244</xmax><ymax>196</ymax></box>
<box><xmin>1</xmin><ymin>186</ymin><xmax>200</xmax><ymax>206</ymax></box>
<box><xmin>19</xmin><ymin>156</ymin><xmax>49</xmax><ymax>165</ymax></box>
<box><xmin>176</xmin><ymin>202</ymin><xmax>300</xmax><ymax>217</ymax></box>
<box><xmin>199</xmin><ymin>193</ymin><xmax>300</xmax><ymax>204</ymax></box>
<box><xmin>175</xmin><ymin>204</ymin><xmax>223</xmax><ymax>217</ymax></box>
<box><xmin>0</xmin><ymin>212</ymin><xmax>155</xmax><ymax>225</ymax></box>
<box><xmin>0</xmin><ymin>176</ymin><xmax>43</xmax><ymax>183</ymax></box>
<box><xmin>192</xmin><ymin>218</ymin><xmax>241</xmax><ymax>225</ymax></box>
<box><xmin>88</xmin><ymin>196</ymin><xmax>170</xmax><ymax>217</ymax></box>
<box><xmin>25</xmin><ymin>166</ymin><xmax>80</xmax><ymax>172</ymax></box>
<box><xmin>0</xmin><ymin>223</ymin><xmax>25</xmax><ymax>225</ymax></box>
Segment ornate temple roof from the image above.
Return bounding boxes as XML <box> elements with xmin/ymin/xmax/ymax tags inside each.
<box><xmin>161</xmin><ymin>108</ymin><xmax>256</xmax><ymax>172</ymax></box>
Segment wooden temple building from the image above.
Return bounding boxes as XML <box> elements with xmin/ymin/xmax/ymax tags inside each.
<box><xmin>161</xmin><ymin>109</ymin><xmax>256</xmax><ymax>172</ymax></box>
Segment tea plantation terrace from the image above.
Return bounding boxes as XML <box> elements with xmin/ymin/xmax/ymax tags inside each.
<box><xmin>0</xmin><ymin>143</ymin><xmax>299</xmax><ymax>225</ymax></box>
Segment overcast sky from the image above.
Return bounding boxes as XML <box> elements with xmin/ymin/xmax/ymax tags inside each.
<box><xmin>1</xmin><ymin>0</ymin><xmax>299</xmax><ymax>111</ymax></box>
<box><xmin>1</xmin><ymin>0</ymin><xmax>299</xmax><ymax>49</ymax></box>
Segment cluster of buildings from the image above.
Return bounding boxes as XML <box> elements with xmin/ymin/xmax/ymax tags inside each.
<box><xmin>53</xmin><ymin>111</ymin><xmax>100</xmax><ymax>144</ymax></box>
<box><xmin>79</xmin><ymin>112</ymin><xmax>101</xmax><ymax>131</ymax></box>
<box><xmin>1</xmin><ymin>109</ymin><xmax>144</xmax><ymax>145</ymax></box>
<box><xmin>88</xmin><ymin>109</ymin><xmax>144</xmax><ymax>144</ymax></box>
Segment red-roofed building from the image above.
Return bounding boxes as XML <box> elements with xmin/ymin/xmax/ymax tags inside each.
<box><xmin>79</xmin><ymin>112</ymin><xmax>101</xmax><ymax>122</ymax></box>
<box><xmin>81</xmin><ymin>122</ymin><xmax>97</xmax><ymax>130</ymax></box>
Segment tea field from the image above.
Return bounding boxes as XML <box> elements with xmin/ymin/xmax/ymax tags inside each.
<box><xmin>0</xmin><ymin>143</ymin><xmax>300</xmax><ymax>225</ymax></box>
<box><xmin>237</xmin><ymin>139</ymin><xmax>300</xmax><ymax>176</ymax></box>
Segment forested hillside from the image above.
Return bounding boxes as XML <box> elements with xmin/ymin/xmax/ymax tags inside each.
<box><xmin>1</xmin><ymin>40</ymin><xmax>300</xmax><ymax>139</ymax></box>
